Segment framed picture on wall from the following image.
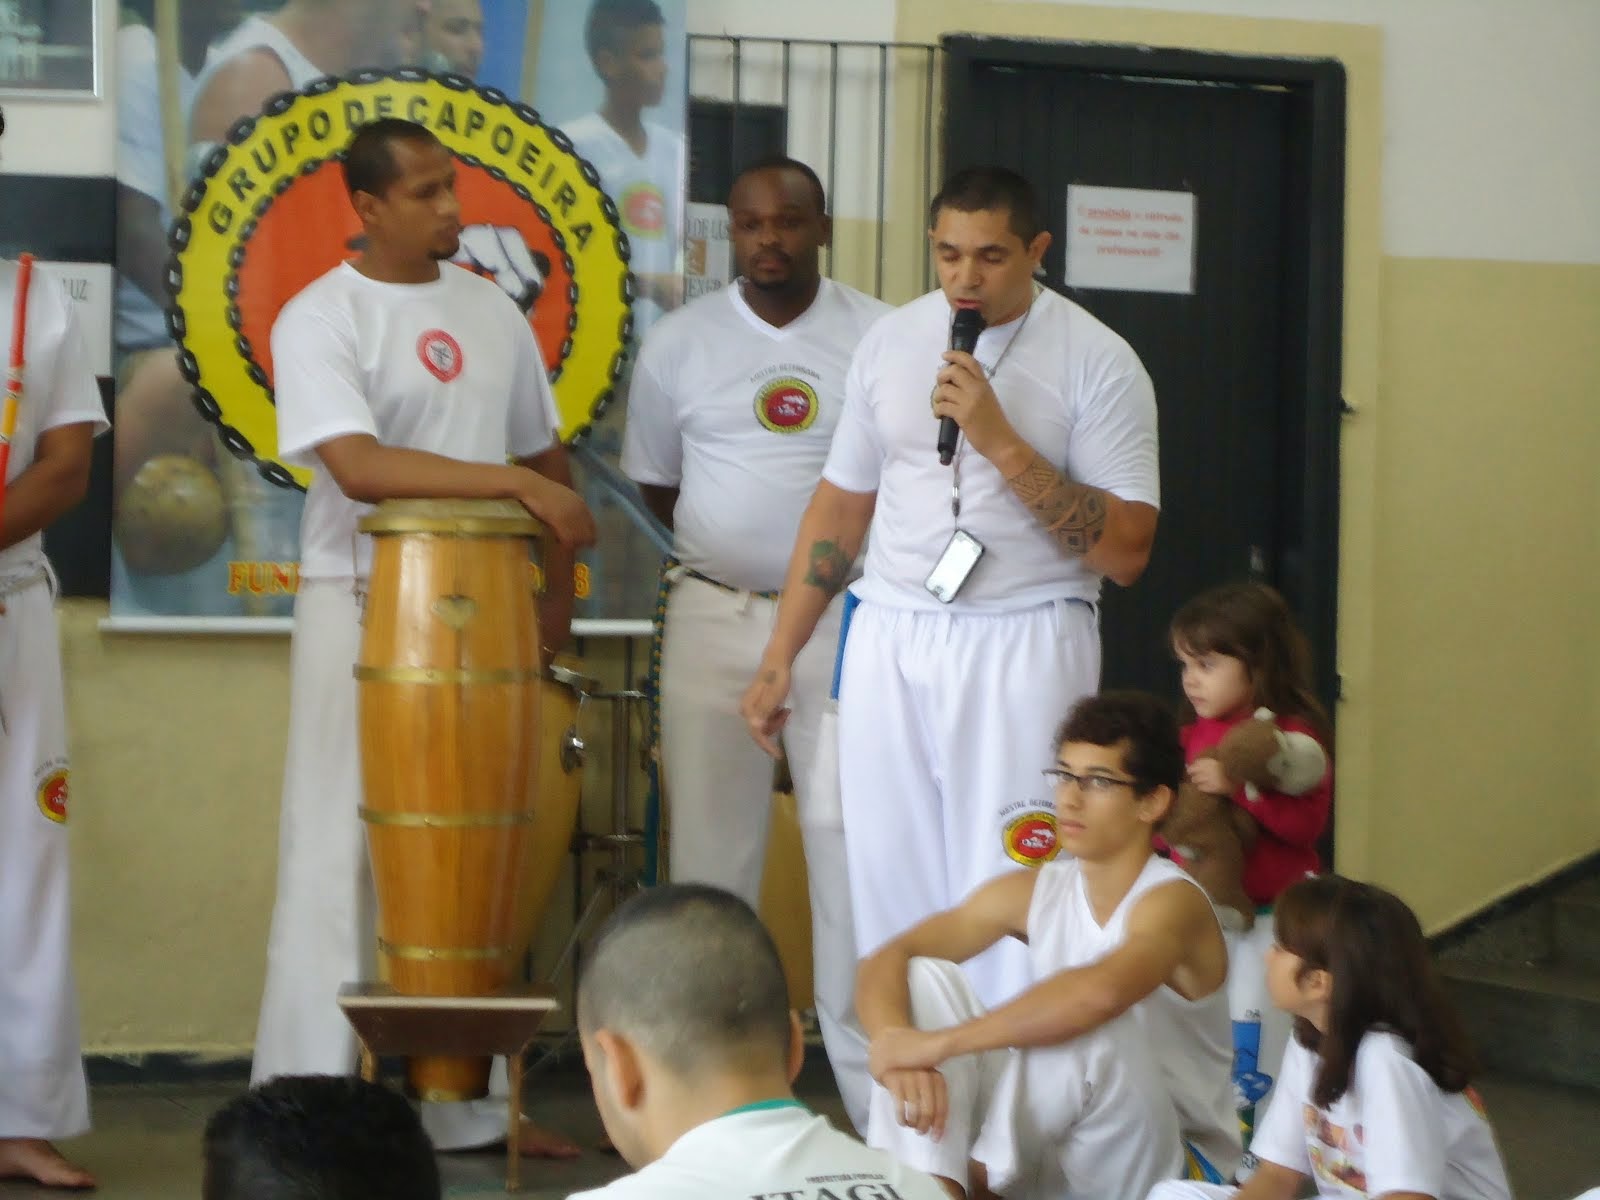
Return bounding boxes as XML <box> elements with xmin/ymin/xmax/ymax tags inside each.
<box><xmin>0</xmin><ymin>0</ymin><xmax>98</xmax><ymax>99</ymax></box>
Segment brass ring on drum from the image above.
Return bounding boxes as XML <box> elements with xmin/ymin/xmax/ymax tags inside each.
<box><xmin>375</xmin><ymin>938</ymin><xmax>512</xmax><ymax>962</ymax></box>
<box><xmin>353</xmin><ymin>665</ymin><xmax>543</xmax><ymax>684</ymax></box>
<box><xmin>358</xmin><ymin>515</ymin><xmax>547</xmax><ymax>537</ymax></box>
<box><xmin>358</xmin><ymin>807</ymin><xmax>535</xmax><ymax>828</ymax></box>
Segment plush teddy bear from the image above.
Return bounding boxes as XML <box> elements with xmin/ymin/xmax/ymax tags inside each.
<box><xmin>1161</xmin><ymin>707</ymin><xmax>1327</xmax><ymax>930</ymax></box>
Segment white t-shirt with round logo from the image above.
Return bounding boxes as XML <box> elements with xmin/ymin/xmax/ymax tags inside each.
<box><xmin>823</xmin><ymin>287</ymin><xmax>1159</xmax><ymax>613</ymax></box>
<box><xmin>620</xmin><ymin>278</ymin><xmax>890</xmax><ymax>592</ymax></box>
<box><xmin>561</xmin><ymin>113</ymin><xmax>684</xmax><ymax>328</ymax></box>
<box><xmin>272</xmin><ymin>262</ymin><xmax>560</xmax><ymax>580</ymax></box>
<box><xmin>567</xmin><ymin>1104</ymin><xmax>949</xmax><ymax>1200</ymax></box>
<box><xmin>1252</xmin><ymin>1032</ymin><xmax>1512</xmax><ymax>1199</ymax></box>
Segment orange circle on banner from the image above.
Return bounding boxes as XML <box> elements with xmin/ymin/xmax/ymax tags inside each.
<box><xmin>621</xmin><ymin>182</ymin><xmax>665</xmax><ymax>235</ymax></box>
<box><xmin>232</xmin><ymin>162</ymin><xmax>579</xmax><ymax>389</ymax></box>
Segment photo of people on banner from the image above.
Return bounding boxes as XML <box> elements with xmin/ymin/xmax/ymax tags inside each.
<box><xmin>111</xmin><ymin>0</ymin><xmax>686</xmax><ymax>625</ymax></box>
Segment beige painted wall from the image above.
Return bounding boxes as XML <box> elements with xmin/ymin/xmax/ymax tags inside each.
<box><xmin>50</xmin><ymin>2</ymin><xmax>1599</xmax><ymax>1055</ymax></box>
<box><xmin>1367</xmin><ymin>258</ymin><xmax>1600</xmax><ymax>925</ymax></box>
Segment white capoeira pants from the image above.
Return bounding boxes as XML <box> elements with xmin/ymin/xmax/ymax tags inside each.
<box><xmin>1147</xmin><ymin>1185</ymin><xmax>1237</xmax><ymax>1200</ymax></box>
<box><xmin>659</xmin><ymin>573</ymin><xmax>870</xmax><ymax>1131</ymax></box>
<box><xmin>253</xmin><ymin>578</ymin><xmax>522</xmax><ymax>1150</ymax></box>
<box><xmin>0</xmin><ymin>571</ymin><xmax>89</xmax><ymax>1140</ymax></box>
<box><xmin>838</xmin><ymin>598</ymin><xmax>1100</xmax><ymax>1007</ymax></box>
<box><xmin>867</xmin><ymin>958</ymin><xmax>1181</xmax><ymax>1200</ymax></box>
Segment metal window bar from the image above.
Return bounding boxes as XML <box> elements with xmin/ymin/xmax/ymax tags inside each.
<box><xmin>687</xmin><ymin>35</ymin><xmax>941</xmax><ymax>303</ymax></box>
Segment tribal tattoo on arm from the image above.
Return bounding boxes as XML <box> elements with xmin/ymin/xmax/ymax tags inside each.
<box><xmin>1005</xmin><ymin>453</ymin><xmax>1109</xmax><ymax>557</ymax></box>
<box><xmin>804</xmin><ymin>539</ymin><xmax>854</xmax><ymax>597</ymax></box>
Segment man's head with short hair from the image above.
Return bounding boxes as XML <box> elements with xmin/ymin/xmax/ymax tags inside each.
<box><xmin>727</xmin><ymin>156</ymin><xmax>831</xmax><ymax>297</ymax></box>
<box><xmin>1053</xmin><ymin>690</ymin><xmax>1184</xmax><ymax>794</ymax></box>
<box><xmin>577</xmin><ymin>884</ymin><xmax>802</xmax><ymax>1168</ymax></box>
<box><xmin>927</xmin><ymin>165</ymin><xmax>1050</xmax><ymax>327</ymax></box>
<box><xmin>342</xmin><ymin>118</ymin><xmax>442</xmax><ymax>201</ymax></box>
<box><xmin>584</xmin><ymin>0</ymin><xmax>667</xmax><ymax>109</ymax></box>
<box><xmin>1048</xmin><ymin>691</ymin><xmax>1183</xmax><ymax>859</ymax></box>
<box><xmin>341</xmin><ymin>120</ymin><xmax>463</xmax><ymax>266</ymax></box>
<box><xmin>201</xmin><ymin>1075</ymin><xmax>440</xmax><ymax>1200</ymax></box>
<box><xmin>733</xmin><ymin>155</ymin><xmax>827</xmax><ymax>216</ymax></box>
<box><xmin>929</xmin><ymin>166</ymin><xmax>1042</xmax><ymax>244</ymax></box>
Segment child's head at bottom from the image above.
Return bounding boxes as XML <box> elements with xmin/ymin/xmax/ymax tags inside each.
<box><xmin>1269</xmin><ymin>874</ymin><xmax>1477</xmax><ymax>1105</ymax></box>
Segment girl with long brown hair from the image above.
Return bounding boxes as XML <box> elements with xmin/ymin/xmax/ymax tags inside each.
<box><xmin>1148</xmin><ymin>875</ymin><xmax>1511</xmax><ymax>1200</ymax></box>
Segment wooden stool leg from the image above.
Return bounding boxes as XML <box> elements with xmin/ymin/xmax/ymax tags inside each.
<box><xmin>506</xmin><ymin>1050</ymin><xmax>525</xmax><ymax>1192</ymax></box>
<box><xmin>357</xmin><ymin>1044</ymin><xmax>377</xmax><ymax>1084</ymax></box>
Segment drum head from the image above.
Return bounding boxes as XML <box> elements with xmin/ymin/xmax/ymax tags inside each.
<box><xmin>358</xmin><ymin>498</ymin><xmax>546</xmax><ymax>538</ymax></box>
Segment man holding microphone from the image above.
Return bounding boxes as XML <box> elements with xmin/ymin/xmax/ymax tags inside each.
<box><xmin>741</xmin><ymin>166</ymin><xmax>1161</xmax><ymax>1008</ymax></box>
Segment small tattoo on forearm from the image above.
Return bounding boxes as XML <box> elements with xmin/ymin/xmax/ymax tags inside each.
<box><xmin>804</xmin><ymin>540</ymin><xmax>851</xmax><ymax>596</ymax></box>
<box><xmin>1006</xmin><ymin>453</ymin><xmax>1107</xmax><ymax>557</ymax></box>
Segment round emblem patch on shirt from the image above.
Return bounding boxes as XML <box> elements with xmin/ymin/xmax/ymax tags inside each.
<box><xmin>1002</xmin><ymin>809</ymin><xmax>1059</xmax><ymax>866</ymax></box>
<box><xmin>417</xmin><ymin>329</ymin><xmax>464</xmax><ymax>382</ymax></box>
<box><xmin>37</xmin><ymin>769</ymin><xmax>69</xmax><ymax>824</ymax></box>
<box><xmin>620</xmin><ymin>182</ymin><xmax>665</xmax><ymax>237</ymax></box>
<box><xmin>754</xmin><ymin>377</ymin><xmax>819</xmax><ymax>434</ymax></box>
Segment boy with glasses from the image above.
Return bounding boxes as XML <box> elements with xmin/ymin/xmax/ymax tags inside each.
<box><xmin>854</xmin><ymin>692</ymin><xmax>1239</xmax><ymax>1200</ymax></box>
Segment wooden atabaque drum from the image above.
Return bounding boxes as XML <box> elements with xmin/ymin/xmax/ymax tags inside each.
<box><xmin>356</xmin><ymin>498</ymin><xmax>546</xmax><ymax>1101</ymax></box>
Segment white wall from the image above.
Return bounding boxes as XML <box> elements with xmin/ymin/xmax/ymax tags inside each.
<box><xmin>687</xmin><ymin>0</ymin><xmax>896</xmax><ymax>42</ymax></box>
<box><xmin>687</xmin><ymin>0</ymin><xmax>919</xmax><ymax>233</ymax></box>
<box><xmin>1024</xmin><ymin>0</ymin><xmax>1600</xmax><ymax>264</ymax></box>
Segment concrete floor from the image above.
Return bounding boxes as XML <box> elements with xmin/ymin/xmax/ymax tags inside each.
<box><xmin>2</xmin><ymin>1059</ymin><xmax>1597</xmax><ymax>1199</ymax></box>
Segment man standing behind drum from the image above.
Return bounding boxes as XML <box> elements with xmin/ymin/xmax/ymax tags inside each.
<box><xmin>621</xmin><ymin>157</ymin><xmax>889</xmax><ymax>1132</ymax></box>
<box><xmin>258</xmin><ymin>118</ymin><xmax>595</xmax><ymax>1157</ymax></box>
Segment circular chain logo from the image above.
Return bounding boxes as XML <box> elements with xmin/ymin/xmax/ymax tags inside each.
<box><xmin>754</xmin><ymin>376</ymin><xmax>819</xmax><ymax>434</ymax></box>
<box><xmin>168</xmin><ymin>70</ymin><xmax>633</xmax><ymax>490</ymax></box>
<box><xmin>1003</xmin><ymin>809</ymin><xmax>1059</xmax><ymax>866</ymax></box>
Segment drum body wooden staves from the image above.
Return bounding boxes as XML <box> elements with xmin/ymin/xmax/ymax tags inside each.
<box><xmin>356</xmin><ymin>498</ymin><xmax>545</xmax><ymax>1102</ymax></box>
<box><xmin>511</xmin><ymin>657</ymin><xmax>597</xmax><ymax>956</ymax></box>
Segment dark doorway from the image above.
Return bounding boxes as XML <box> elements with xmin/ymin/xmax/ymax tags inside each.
<box><xmin>943</xmin><ymin>38</ymin><xmax>1344</xmax><ymax>722</ymax></box>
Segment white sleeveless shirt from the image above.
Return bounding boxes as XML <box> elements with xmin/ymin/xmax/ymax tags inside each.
<box><xmin>1027</xmin><ymin>854</ymin><xmax>1241</xmax><ymax>1180</ymax></box>
<box><xmin>196</xmin><ymin>14</ymin><xmax>326</xmax><ymax>95</ymax></box>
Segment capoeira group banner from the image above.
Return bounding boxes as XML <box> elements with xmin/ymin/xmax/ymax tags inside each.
<box><xmin>109</xmin><ymin>0</ymin><xmax>687</xmax><ymax>628</ymax></box>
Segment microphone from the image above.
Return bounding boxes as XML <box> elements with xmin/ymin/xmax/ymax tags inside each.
<box><xmin>938</xmin><ymin>308</ymin><xmax>986</xmax><ymax>465</ymax></box>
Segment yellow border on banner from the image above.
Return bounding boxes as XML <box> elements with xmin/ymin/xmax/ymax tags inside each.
<box><xmin>172</xmin><ymin>73</ymin><xmax>632</xmax><ymax>490</ymax></box>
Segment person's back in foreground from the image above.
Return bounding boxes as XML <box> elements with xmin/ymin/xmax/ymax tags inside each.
<box><xmin>568</xmin><ymin>883</ymin><xmax>948</xmax><ymax>1200</ymax></box>
<box><xmin>202</xmin><ymin>1073</ymin><xmax>440</xmax><ymax>1200</ymax></box>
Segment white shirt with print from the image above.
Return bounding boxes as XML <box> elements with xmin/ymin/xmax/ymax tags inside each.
<box><xmin>567</xmin><ymin>1104</ymin><xmax>949</xmax><ymax>1200</ymax></box>
<box><xmin>621</xmin><ymin>278</ymin><xmax>889</xmax><ymax>592</ymax></box>
<box><xmin>1252</xmin><ymin>1032</ymin><xmax>1511</xmax><ymax>1200</ymax></box>
<box><xmin>271</xmin><ymin>262</ymin><xmax>559</xmax><ymax>580</ymax></box>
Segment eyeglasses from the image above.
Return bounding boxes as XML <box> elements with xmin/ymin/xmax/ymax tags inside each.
<box><xmin>1041</xmin><ymin>768</ymin><xmax>1140</xmax><ymax>794</ymax></box>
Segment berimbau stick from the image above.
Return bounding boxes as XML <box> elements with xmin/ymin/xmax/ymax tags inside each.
<box><xmin>0</xmin><ymin>252</ymin><xmax>35</xmax><ymax>525</ymax></box>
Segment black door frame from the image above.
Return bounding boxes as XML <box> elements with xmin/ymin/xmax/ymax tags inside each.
<box><xmin>941</xmin><ymin>36</ymin><xmax>1346</xmax><ymax>718</ymax></box>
